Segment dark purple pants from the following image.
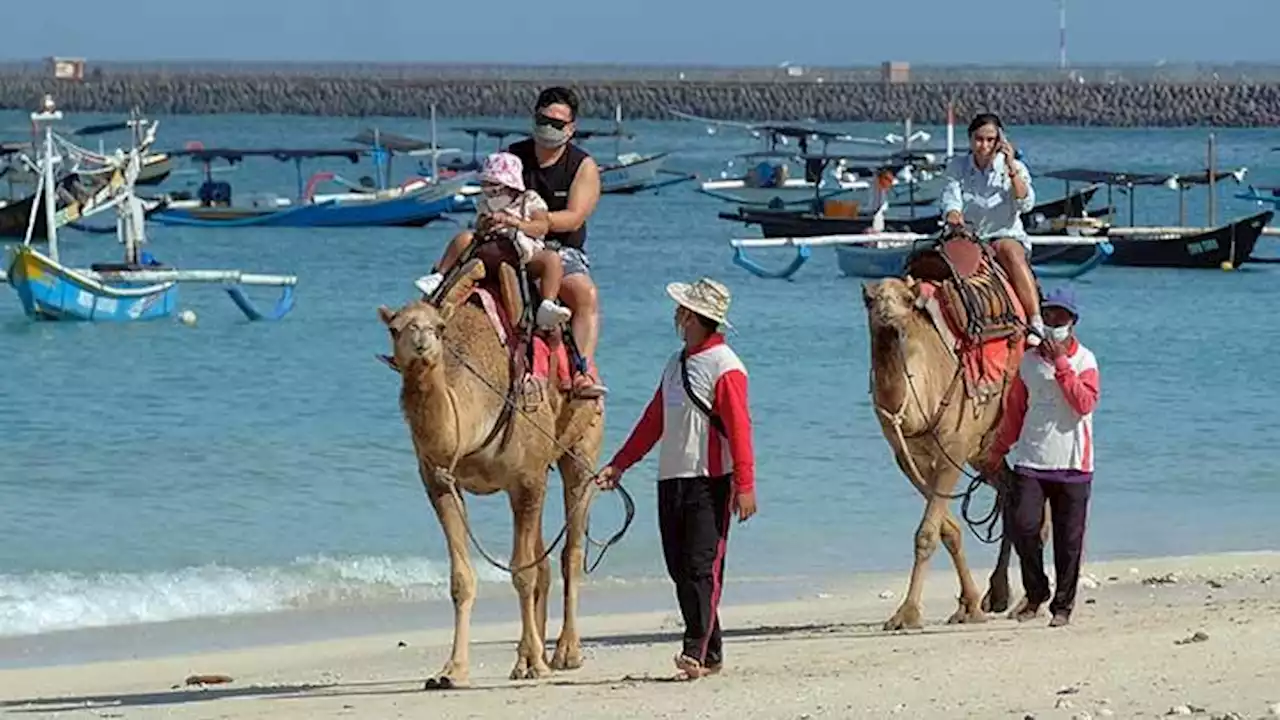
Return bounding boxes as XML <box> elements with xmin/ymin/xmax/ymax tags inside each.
<box><xmin>1008</xmin><ymin>472</ymin><xmax>1092</xmax><ymax>616</ymax></box>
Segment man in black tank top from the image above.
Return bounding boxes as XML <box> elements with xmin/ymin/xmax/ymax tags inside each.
<box><xmin>506</xmin><ymin>87</ymin><xmax>606</xmax><ymax>399</ymax></box>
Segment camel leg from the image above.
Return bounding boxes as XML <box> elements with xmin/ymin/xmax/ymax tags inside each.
<box><xmin>940</xmin><ymin>509</ymin><xmax>986</xmax><ymax>624</ymax></box>
<box><xmin>422</xmin><ymin>472</ymin><xmax>476</xmax><ymax>689</ymax></box>
<box><xmin>534</xmin><ymin>534</ymin><xmax>551</xmax><ymax>666</ymax></box>
<box><xmin>982</xmin><ymin>531</ymin><xmax>1015</xmax><ymax>614</ymax></box>
<box><xmin>508</xmin><ymin>483</ymin><xmax>553</xmax><ymax>681</ymax></box>
<box><xmin>550</xmin><ymin>451</ymin><xmax>592</xmax><ymax>671</ymax></box>
<box><xmin>886</xmin><ymin>462</ymin><xmax>962</xmax><ymax>631</ymax></box>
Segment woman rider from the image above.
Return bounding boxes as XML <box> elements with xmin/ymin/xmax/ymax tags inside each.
<box><xmin>940</xmin><ymin>113</ymin><xmax>1044</xmax><ymax>345</ymax></box>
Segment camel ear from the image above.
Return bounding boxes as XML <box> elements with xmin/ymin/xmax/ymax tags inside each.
<box><xmin>437</xmin><ymin>259</ymin><xmax>487</xmax><ymax>317</ymax></box>
<box><xmin>377</xmin><ymin>305</ymin><xmax>396</xmax><ymax>326</ymax></box>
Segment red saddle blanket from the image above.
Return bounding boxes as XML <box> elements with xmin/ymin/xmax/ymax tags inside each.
<box><xmin>469</xmin><ymin>286</ymin><xmax>571</xmax><ymax>387</ymax></box>
<box><xmin>917</xmin><ymin>277</ymin><xmax>1026</xmax><ymax>392</ymax></box>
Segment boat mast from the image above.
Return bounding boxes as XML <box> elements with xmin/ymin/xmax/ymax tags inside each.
<box><xmin>430</xmin><ymin>103</ymin><xmax>439</xmax><ymax>182</ymax></box>
<box><xmin>33</xmin><ymin>94</ymin><xmax>63</xmax><ymax>263</ymax></box>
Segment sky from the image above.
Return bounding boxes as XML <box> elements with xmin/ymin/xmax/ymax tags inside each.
<box><xmin>7</xmin><ymin>0</ymin><xmax>1279</xmax><ymax>66</ymax></box>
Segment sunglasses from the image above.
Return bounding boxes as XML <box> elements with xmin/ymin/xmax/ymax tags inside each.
<box><xmin>534</xmin><ymin>113</ymin><xmax>570</xmax><ymax>130</ymax></box>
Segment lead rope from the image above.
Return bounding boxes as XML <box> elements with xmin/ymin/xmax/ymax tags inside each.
<box><xmin>433</xmin><ymin>342</ymin><xmax>636</xmax><ymax>575</ymax></box>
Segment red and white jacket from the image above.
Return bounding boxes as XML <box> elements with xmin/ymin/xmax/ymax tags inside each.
<box><xmin>989</xmin><ymin>338</ymin><xmax>1100</xmax><ymax>475</ymax></box>
<box><xmin>609</xmin><ymin>334</ymin><xmax>756</xmax><ymax>495</ymax></box>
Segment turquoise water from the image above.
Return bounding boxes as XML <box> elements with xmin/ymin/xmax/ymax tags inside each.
<box><xmin>2</xmin><ymin>111</ymin><xmax>1279</xmax><ymax>638</ymax></box>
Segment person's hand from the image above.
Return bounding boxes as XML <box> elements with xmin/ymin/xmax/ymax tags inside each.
<box><xmin>732</xmin><ymin>490</ymin><xmax>757</xmax><ymax>523</ymax></box>
<box><xmin>593</xmin><ymin>466</ymin><xmax>619</xmax><ymax>490</ymax></box>
<box><xmin>945</xmin><ymin>210</ymin><xmax>964</xmax><ymax>227</ymax></box>
<box><xmin>489</xmin><ymin>212</ymin><xmax>521</xmax><ymax>230</ymax></box>
<box><xmin>998</xmin><ymin>137</ymin><xmax>1018</xmax><ymax>174</ymax></box>
<box><xmin>1038</xmin><ymin>337</ymin><xmax>1065</xmax><ymax>362</ymax></box>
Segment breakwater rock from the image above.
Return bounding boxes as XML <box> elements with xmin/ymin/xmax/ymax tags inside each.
<box><xmin>1</xmin><ymin>74</ymin><xmax>1278</xmax><ymax>127</ymax></box>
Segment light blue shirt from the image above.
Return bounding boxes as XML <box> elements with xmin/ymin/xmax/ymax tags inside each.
<box><xmin>939</xmin><ymin>153</ymin><xmax>1036</xmax><ymax>247</ymax></box>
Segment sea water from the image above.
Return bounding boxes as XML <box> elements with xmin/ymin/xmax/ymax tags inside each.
<box><xmin>1</xmin><ymin>111</ymin><xmax>1279</xmax><ymax>641</ymax></box>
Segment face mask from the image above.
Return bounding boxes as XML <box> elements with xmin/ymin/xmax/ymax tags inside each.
<box><xmin>480</xmin><ymin>190</ymin><xmax>514</xmax><ymax>214</ymax></box>
<box><xmin>1046</xmin><ymin>324</ymin><xmax>1071</xmax><ymax>343</ymax></box>
<box><xmin>533</xmin><ymin>124</ymin><xmax>570</xmax><ymax>149</ymax></box>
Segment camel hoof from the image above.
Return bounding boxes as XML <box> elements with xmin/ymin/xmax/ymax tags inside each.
<box><xmin>946</xmin><ymin>607</ymin><xmax>988</xmax><ymax>625</ymax></box>
<box><xmin>883</xmin><ymin>605</ymin><xmax>924</xmax><ymax>632</ymax></box>
<box><xmin>550</xmin><ymin>645</ymin><xmax>583</xmax><ymax>671</ymax></box>
<box><xmin>509</xmin><ymin>659</ymin><xmax>553</xmax><ymax>681</ymax></box>
<box><xmin>423</xmin><ymin>675</ymin><xmax>462</xmax><ymax>691</ymax></box>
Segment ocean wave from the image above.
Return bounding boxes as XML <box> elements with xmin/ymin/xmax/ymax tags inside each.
<box><xmin>0</xmin><ymin>555</ymin><xmax>510</xmax><ymax>638</ymax></box>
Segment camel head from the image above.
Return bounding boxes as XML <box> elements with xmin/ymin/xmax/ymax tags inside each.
<box><xmin>379</xmin><ymin>300</ymin><xmax>449</xmax><ymax>369</ymax></box>
<box><xmin>862</xmin><ymin>277</ymin><xmax>920</xmax><ymax>330</ymax></box>
<box><xmin>378</xmin><ymin>259</ymin><xmax>488</xmax><ymax>371</ymax></box>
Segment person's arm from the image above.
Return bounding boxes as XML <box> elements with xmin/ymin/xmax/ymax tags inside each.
<box><xmin>987</xmin><ymin>374</ymin><xmax>1028</xmax><ymax>466</ymax></box>
<box><xmin>547</xmin><ymin>156</ymin><xmax>600</xmax><ymax>233</ymax></box>
<box><xmin>940</xmin><ymin>158</ymin><xmax>964</xmax><ymax>225</ymax></box>
<box><xmin>1009</xmin><ymin>159</ymin><xmax>1035</xmax><ymax>213</ymax></box>
<box><xmin>607</xmin><ymin>385</ymin><xmax>664</xmax><ymax>476</ymax></box>
<box><xmin>1054</xmin><ymin>355</ymin><xmax>1099</xmax><ymax>416</ymax></box>
<box><xmin>712</xmin><ymin>369</ymin><xmax>755</xmax><ymax>495</ymax></box>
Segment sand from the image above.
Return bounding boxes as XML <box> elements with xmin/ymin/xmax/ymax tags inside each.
<box><xmin>3</xmin><ymin>552</ymin><xmax>1280</xmax><ymax>720</ymax></box>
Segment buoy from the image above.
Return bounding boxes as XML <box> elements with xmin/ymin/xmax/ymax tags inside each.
<box><xmin>178</xmin><ymin>309</ymin><xmax>198</xmax><ymax>325</ymax></box>
<box><xmin>1220</xmin><ymin>260</ymin><xmax>1234</xmax><ymax>271</ymax></box>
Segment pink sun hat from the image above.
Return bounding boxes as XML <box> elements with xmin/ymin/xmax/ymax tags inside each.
<box><xmin>480</xmin><ymin>152</ymin><xmax>525</xmax><ymax>192</ymax></box>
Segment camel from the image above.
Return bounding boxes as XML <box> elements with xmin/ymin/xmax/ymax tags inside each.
<box><xmin>378</xmin><ymin>257</ymin><xmax>604</xmax><ymax>687</ymax></box>
<box><xmin>861</xmin><ymin>235</ymin><xmax>1037</xmax><ymax>631</ymax></box>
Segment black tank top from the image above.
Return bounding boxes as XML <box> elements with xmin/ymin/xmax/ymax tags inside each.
<box><xmin>508</xmin><ymin>138</ymin><xmax>589</xmax><ymax>250</ymax></box>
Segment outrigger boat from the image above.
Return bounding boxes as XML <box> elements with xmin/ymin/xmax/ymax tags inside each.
<box><xmin>1036</xmin><ymin>140</ymin><xmax>1275</xmax><ymax>269</ymax></box>
<box><xmin>728</xmin><ymin>232</ymin><xmax>1113</xmax><ymax>281</ymax></box>
<box><xmin>1</xmin><ymin>96</ymin><xmax>298</xmax><ymax>322</ymax></box>
<box><xmin>148</xmin><ymin>107</ymin><xmax>473</xmax><ymax>230</ymax></box>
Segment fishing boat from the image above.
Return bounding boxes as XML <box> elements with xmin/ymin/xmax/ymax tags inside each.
<box><xmin>1036</xmin><ymin>143</ymin><xmax>1274</xmax><ymax>269</ymax></box>
<box><xmin>726</xmin><ymin>232</ymin><xmax>1113</xmax><ymax>281</ymax></box>
<box><xmin>2</xmin><ymin>96</ymin><xmax>298</xmax><ymax>322</ymax></box>
<box><xmin>720</xmin><ymin>185</ymin><xmax>1102</xmax><ymax>237</ymax></box>
<box><xmin>150</xmin><ymin>105</ymin><xmax>473</xmax><ymax>230</ymax></box>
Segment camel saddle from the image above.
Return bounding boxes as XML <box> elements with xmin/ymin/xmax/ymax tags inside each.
<box><xmin>902</xmin><ymin>227</ymin><xmax>1023</xmax><ymax>346</ymax></box>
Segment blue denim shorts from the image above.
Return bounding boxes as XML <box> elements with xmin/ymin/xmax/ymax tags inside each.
<box><xmin>553</xmin><ymin>245</ymin><xmax>590</xmax><ymax>277</ymax></box>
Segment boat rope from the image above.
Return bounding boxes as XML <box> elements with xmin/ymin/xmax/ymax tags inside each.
<box><xmin>428</xmin><ymin>338</ymin><xmax>635</xmax><ymax>576</ymax></box>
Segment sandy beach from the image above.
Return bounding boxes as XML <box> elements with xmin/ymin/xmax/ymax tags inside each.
<box><xmin>3</xmin><ymin>551</ymin><xmax>1279</xmax><ymax>720</ymax></box>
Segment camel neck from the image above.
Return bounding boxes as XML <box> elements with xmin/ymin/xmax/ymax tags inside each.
<box><xmin>402</xmin><ymin>364</ymin><xmax>465</xmax><ymax>465</ymax></box>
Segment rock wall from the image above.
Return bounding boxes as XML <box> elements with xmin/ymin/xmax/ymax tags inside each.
<box><xmin>1</xmin><ymin>74</ymin><xmax>1277</xmax><ymax>126</ymax></box>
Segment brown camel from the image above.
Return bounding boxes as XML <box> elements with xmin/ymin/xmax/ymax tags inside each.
<box><xmin>378</xmin><ymin>258</ymin><xmax>604</xmax><ymax>687</ymax></box>
<box><xmin>862</xmin><ymin>258</ymin><xmax>1036</xmax><ymax>631</ymax></box>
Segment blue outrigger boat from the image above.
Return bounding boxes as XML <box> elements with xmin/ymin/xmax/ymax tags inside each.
<box><xmin>146</xmin><ymin>144</ymin><xmax>472</xmax><ymax>228</ymax></box>
<box><xmin>728</xmin><ymin>231</ymin><xmax>1113</xmax><ymax>281</ymax></box>
<box><xmin>2</xmin><ymin>97</ymin><xmax>298</xmax><ymax>322</ymax></box>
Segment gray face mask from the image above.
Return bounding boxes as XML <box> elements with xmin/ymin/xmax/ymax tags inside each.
<box><xmin>533</xmin><ymin>124</ymin><xmax>570</xmax><ymax>149</ymax></box>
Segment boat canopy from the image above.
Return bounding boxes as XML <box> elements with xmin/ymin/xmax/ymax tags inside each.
<box><xmin>164</xmin><ymin>148</ymin><xmax>363</xmax><ymax>165</ymax></box>
<box><xmin>1042</xmin><ymin>167</ymin><xmax>1237</xmax><ymax>187</ymax></box>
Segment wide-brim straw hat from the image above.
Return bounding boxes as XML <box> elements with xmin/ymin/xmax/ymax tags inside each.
<box><xmin>666</xmin><ymin>277</ymin><xmax>733</xmax><ymax>330</ymax></box>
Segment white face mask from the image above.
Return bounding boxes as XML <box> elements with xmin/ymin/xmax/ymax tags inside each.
<box><xmin>479</xmin><ymin>190</ymin><xmax>514</xmax><ymax>214</ymax></box>
<box><xmin>1046</xmin><ymin>324</ymin><xmax>1072</xmax><ymax>343</ymax></box>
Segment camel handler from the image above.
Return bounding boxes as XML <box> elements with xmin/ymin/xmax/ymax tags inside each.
<box><xmin>982</xmin><ymin>286</ymin><xmax>1100</xmax><ymax>628</ymax></box>
<box><xmin>593</xmin><ymin>277</ymin><xmax>757</xmax><ymax>680</ymax></box>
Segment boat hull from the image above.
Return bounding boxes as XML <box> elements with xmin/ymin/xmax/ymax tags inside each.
<box><xmin>600</xmin><ymin>153</ymin><xmax>668</xmax><ymax>194</ymax></box>
<box><xmin>726</xmin><ymin>187</ymin><xmax>1101</xmax><ymax>238</ymax></box>
<box><xmin>697</xmin><ymin>178</ymin><xmax>860</xmax><ymax>207</ymax></box>
<box><xmin>834</xmin><ymin>240</ymin><xmax>1111</xmax><ymax>280</ymax></box>
<box><xmin>5</xmin><ymin>246</ymin><xmax>178</xmax><ymax>321</ymax></box>
<box><xmin>1030</xmin><ymin>210</ymin><xmax>1272</xmax><ymax>268</ymax></box>
<box><xmin>150</xmin><ymin>179</ymin><xmax>467</xmax><ymax>228</ymax></box>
